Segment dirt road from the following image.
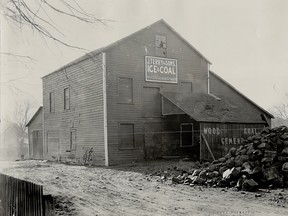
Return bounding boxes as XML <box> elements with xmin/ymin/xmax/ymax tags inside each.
<box><xmin>0</xmin><ymin>160</ymin><xmax>287</xmax><ymax>216</ymax></box>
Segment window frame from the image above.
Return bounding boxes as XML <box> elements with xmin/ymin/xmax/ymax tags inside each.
<box><xmin>118</xmin><ymin>123</ymin><xmax>135</xmax><ymax>150</ymax></box>
<box><xmin>179</xmin><ymin>81</ymin><xmax>193</xmax><ymax>93</ymax></box>
<box><xmin>117</xmin><ymin>77</ymin><xmax>134</xmax><ymax>104</ymax></box>
<box><xmin>155</xmin><ymin>34</ymin><xmax>167</xmax><ymax>49</ymax></box>
<box><xmin>70</xmin><ymin>130</ymin><xmax>76</xmax><ymax>151</ymax></box>
<box><xmin>155</xmin><ymin>34</ymin><xmax>167</xmax><ymax>57</ymax></box>
<box><xmin>180</xmin><ymin>123</ymin><xmax>194</xmax><ymax>147</ymax></box>
<box><xmin>64</xmin><ymin>87</ymin><xmax>70</xmax><ymax>110</ymax></box>
<box><xmin>49</xmin><ymin>92</ymin><xmax>55</xmax><ymax>113</ymax></box>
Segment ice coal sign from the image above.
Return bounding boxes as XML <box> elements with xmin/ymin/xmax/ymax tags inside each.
<box><xmin>145</xmin><ymin>56</ymin><xmax>178</xmax><ymax>83</ymax></box>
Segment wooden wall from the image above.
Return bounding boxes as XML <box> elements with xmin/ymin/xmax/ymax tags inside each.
<box><xmin>105</xmin><ymin>21</ymin><xmax>209</xmax><ymax>164</ymax></box>
<box><xmin>200</xmin><ymin>122</ymin><xmax>266</xmax><ymax>161</ymax></box>
<box><xmin>42</xmin><ymin>53</ymin><xmax>106</xmax><ymax>165</ymax></box>
<box><xmin>28</xmin><ymin>109</ymin><xmax>43</xmax><ymax>159</ymax></box>
<box><xmin>0</xmin><ymin>173</ymin><xmax>44</xmax><ymax>216</ymax></box>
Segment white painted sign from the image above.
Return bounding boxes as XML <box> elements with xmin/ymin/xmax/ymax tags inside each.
<box><xmin>145</xmin><ymin>56</ymin><xmax>178</xmax><ymax>83</ymax></box>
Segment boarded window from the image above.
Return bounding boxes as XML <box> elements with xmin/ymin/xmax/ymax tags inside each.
<box><xmin>70</xmin><ymin>131</ymin><xmax>76</xmax><ymax>150</ymax></box>
<box><xmin>180</xmin><ymin>124</ymin><xmax>194</xmax><ymax>147</ymax></box>
<box><xmin>64</xmin><ymin>88</ymin><xmax>70</xmax><ymax>110</ymax></box>
<box><xmin>49</xmin><ymin>92</ymin><xmax>55</xmax><ymax>112</ymax></box>
<box><xmin>119</xmin><ymin>123</ymin><xmax>135</xmax><ymax>149</ymax></box>
<box><xmin>155</xmin><ymin>35</ymin><xmax>167</xmax><ymax>56</ymax></box>
<box><xmin>47</xmin><ymin>131</ymin><xmax>59</xmax><ymax>152</ymax></box>
<box><xmin>180</xmin><ymin>82</ymin><xmax>193</xmax><ymax>93</ymax></box>
<box><xmin>143</xmin><ymin>87</ymin><xmax>161</xmax><ymax>117</ymax></box>
<box><xmin>118</xmin><ymin>77</ymin><xmax>133</xmax><ymax>103</ymax></box>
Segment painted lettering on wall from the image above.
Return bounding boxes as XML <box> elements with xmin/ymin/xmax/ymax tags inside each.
<box><xmin>145</xmin><ymin>56</ymin><xmax>178</xmax><ymax>83</ymax></box>
<box><xmin>203</xmin><ymin>127</ymin><xmax>259</xmax><ymax>145</ymax></box>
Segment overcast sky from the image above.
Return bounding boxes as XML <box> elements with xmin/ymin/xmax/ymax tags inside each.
<box><xmin>1</xmin><ymin>0</ymin><xmax>288</xmax><ymax>122</ymax></box>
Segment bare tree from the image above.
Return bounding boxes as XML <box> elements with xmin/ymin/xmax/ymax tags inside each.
<box><xmin>270</xmin><ymin>103</ymin><xmax>288</xmax><ymax>127</ymax></box>
<box><xmin>1</xmin><ymin>0</ymin><xmax>112</xmax><ymax>49</ymax></box>
<box><xmin>273</xmin><ymin>103</ymin><xmax>288</xmax><ymax>120</ymax></box>
<box><xmin>14</xmin><ymin>100</ymin><xmax>34</xmax><ymax>133</ymax></box>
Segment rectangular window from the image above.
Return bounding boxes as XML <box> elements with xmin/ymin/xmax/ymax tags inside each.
<box><xmin>64</xmin><ymin>88</ymin><xmax>70</xmax><ymax>110</ymax></box>
<box><xmin>70</xmin><ymin>131</ymin><xmax>76</xmax><ymax>150</ymax></box>
<box><xmin>180</xmin><ymin>123</ymin><xmax>194</xmax><ymax>147</ymax></box>
<box><xmin>180</xmin><ymin>82</ymin><xmax>193</xmax><ymax>93</ymax></box>
<box><xmin>118</xmin><ymin>77</ymin><xmax>133</xmax><ymax>103</ymax></box>
<box><xmin>119</xmin><ymin>123</ymin><xmax>135</xmax><ymax>149</ymax></box>
<box><xmin>49</xmin><ymin>92</ymin><xmax>55</xmax><ymax>112</ymax></box>
<box><xmin>156</xmin><ymin>35</ymin><xmax>167</xmax><ymax>49</ymax></box>
<box><xmin>155</xmin><ymin>35</ymin><xmax>167</xmax><ymax>56</ymax></box>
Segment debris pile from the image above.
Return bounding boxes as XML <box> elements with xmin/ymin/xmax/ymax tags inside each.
<box><xmin>172</xmin><ymin>126</ymin><xmax>288</xmax><ymax>191</ymax></box>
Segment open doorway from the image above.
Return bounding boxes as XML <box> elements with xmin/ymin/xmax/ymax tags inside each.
<box><xmin>180</xmin><ymin>123</ymin><xmax>194</xmax><ymax>147</ymax></box>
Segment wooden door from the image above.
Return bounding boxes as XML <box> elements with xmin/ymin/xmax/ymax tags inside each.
<box><xmin>32</xmin><ymin>130</ymin><xmax>43</xmax><ymax>158</ymax></box>
<box><xmin>144</xmin><ymin>123</ymin><xmax>162</xmax><ymax>159</ymax></box>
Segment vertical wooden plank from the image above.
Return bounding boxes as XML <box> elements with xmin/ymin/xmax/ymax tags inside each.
<box><xmin>15</xmin><ymin>177</ymin><xmax>19</xmax><ymax>216</ymax></box>
<box><xmin>8</xmin><ymin>176</ymin><xmax>11</xmax><ymax>216</ymax></box>
<box><xmin>0</xmin><ymin>174</ymin><xmax>3</xmax><ymax>215</ymax></box>
<box><xmin>34</xmin><ymin>184</ymin><xmax>37</xmax><ymax>216</ymax></box>
<box><xmin>36</xmin><ymin>184</ymin><xmax>40</xmax><ymax>216</ymax></box>
<box><xmin>11</xmin><ymin>177</ymin><xmax>15</xmax><ymax>216</ymax></box>
<box><xmin>31</xmin><ymin>183</ymin><xmax>34</xmax><ymax>216</ymax></box>
<box><xmin>40</xmin><ymin>185</ymin><xmax>43</xmax><ymax>216</ymax></box>
<box><xmin>24</xmin><ymin>180</ymin><xmax>27</xmax><ymax>216</ymax></box>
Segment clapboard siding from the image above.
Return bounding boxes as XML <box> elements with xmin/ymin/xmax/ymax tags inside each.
<box><xmin>209</xmin><ymin>72</ymin><xmax>271</xmax><ymax>125</ymax></box>
<box><xmin>42</xmin><ymin>54</ymin><xmax>105</xmax><ymax>165</ymax></box>
<box><xmin>27</xmin><ymin>109</ymin><xmax>43</xmax><ymax>158</ymax></box>
<box><xmin>105</xmin><ymin>22</ymin><xmax>209</xmax><ymax>164</ymax></box>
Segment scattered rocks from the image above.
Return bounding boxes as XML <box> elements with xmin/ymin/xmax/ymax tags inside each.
<box><xmin>242</xmin><ymin>179</ymin><xmax>258</xmax><ymax>192</ymax></box>
<box><xmin>171</xmin><ymin>126</ymin><xmax>288</xmax><ymax>192</ymax></box>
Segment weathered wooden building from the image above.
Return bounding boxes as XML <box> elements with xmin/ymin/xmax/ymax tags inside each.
<box><xmin>26</xmin><ymin>107</ymin><xmax>43</xmax><ymax>159</ymax></box>
<box><xmin>38</xmin><ymin>19</ymin><xmax>273</xmax><ymax>165</ymax></box>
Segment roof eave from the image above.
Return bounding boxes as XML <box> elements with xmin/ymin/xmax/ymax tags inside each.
<box><xmin>210</xmin><ymin>71</ymin><xmax>274</xmax><ymax>118</ymax></box>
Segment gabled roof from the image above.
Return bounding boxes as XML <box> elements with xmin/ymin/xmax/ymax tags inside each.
<box><xmin>209</xmin><ymin>71</ymin><xmax>274</xmax><ymax>118</ymax></box>
<box><xmin>42</xmin><ymin>19</ymin><xmax>211</xmax><ymax>79</ymax></box>
<box><xmin>161</xmin><ymin>91</ymin><xmax>267</xmax><ymax>123</ymax></box>
<box><xmin>26</xmin><ymin>106</ymin><xmax>43</xmax><ymax>127</ymax></box>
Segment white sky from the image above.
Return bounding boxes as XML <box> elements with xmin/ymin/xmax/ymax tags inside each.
<box><xmin>1</xmin><ymin>0</ymin><xmax>288</xmax><ymax>121</ymax></box>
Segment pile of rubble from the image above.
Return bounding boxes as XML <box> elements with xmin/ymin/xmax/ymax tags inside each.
<box><xmin>172</xmin><ymin>126</ymin><xmax>288</xmax><ymax>191</ymax></box>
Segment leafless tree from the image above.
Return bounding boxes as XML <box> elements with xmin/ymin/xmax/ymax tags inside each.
<box><xmin>270</xmin><ymin>103</ymin><xmax>288</xmax><ymax>127</ymax></box>
<box><xmin>273</xmin><ymin>103</ymin><xmax>288</xmax><ymax>120</ymax></box>
<box><xmin>1</xmin><ymin>0</ymin><xmax>112</xmax><ymax>49</ymax></box>
<box><xmin>14</xmin><ymin>100</ymin><xmax>34</xmax><ymax>133</ymax></box>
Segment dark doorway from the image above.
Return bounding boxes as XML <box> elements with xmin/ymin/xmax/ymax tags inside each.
<box><xmin>144</xmin><ymin>123</ymin><xmax>162</xmax><ymax>159</ymax></box>
<box><xmin>180</xmin><ymin>123</ymin><xmax>194</xmax><ymax>147</ymax></box>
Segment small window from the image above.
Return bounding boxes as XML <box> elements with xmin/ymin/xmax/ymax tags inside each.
<box><xmin>118</xmin><ymin>77</ymin><xmax>133</xmax><ymax>104</ymax></box>
<box><xmin>156</xmin><ymin>35</ymin><xmax>167</xmax><ymax>49</ymax></box>
<box><xmin>49</xmin><ymin>92</ymin><xmax>55</xmax><ymax>112</ymax></box>
<box><xmin>119</xmin><ymin>123</ymin><xmax>135</xmax><ymax>149</ymax></box>
<box><xmin>180</xmin><ymin>82</ymin><xmax>193</xmax><ymax>93</ymax></box>
<box><xmin>155</xmin><ymin>35</ymin><xmax>167</xmax><ymax>56</ymax></box>
<box><xmin>180</xmin><ymin>124</ymin><xmax>194</xmax><ymax>147</ymax></box>
<box><xmin>64</xmin><ymin>88</ymin><xmax>70</xmax><ymax>110</ymax></box>
<box><xmin>70</xmin><ymin>131</ymin><xmax>76</xmax><ymax>150</ymax></box>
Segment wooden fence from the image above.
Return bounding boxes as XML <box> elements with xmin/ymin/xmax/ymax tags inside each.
<box><xmin>0</xmin><ymin>173</ymin><xmax>44</xmax><ymax>216</ymax></box>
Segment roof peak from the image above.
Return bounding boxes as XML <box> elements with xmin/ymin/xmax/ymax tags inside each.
<box><xmin>42</xmin><ymin>19</ymin><xmax>210</xmax><ymax>79</ymax></box>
